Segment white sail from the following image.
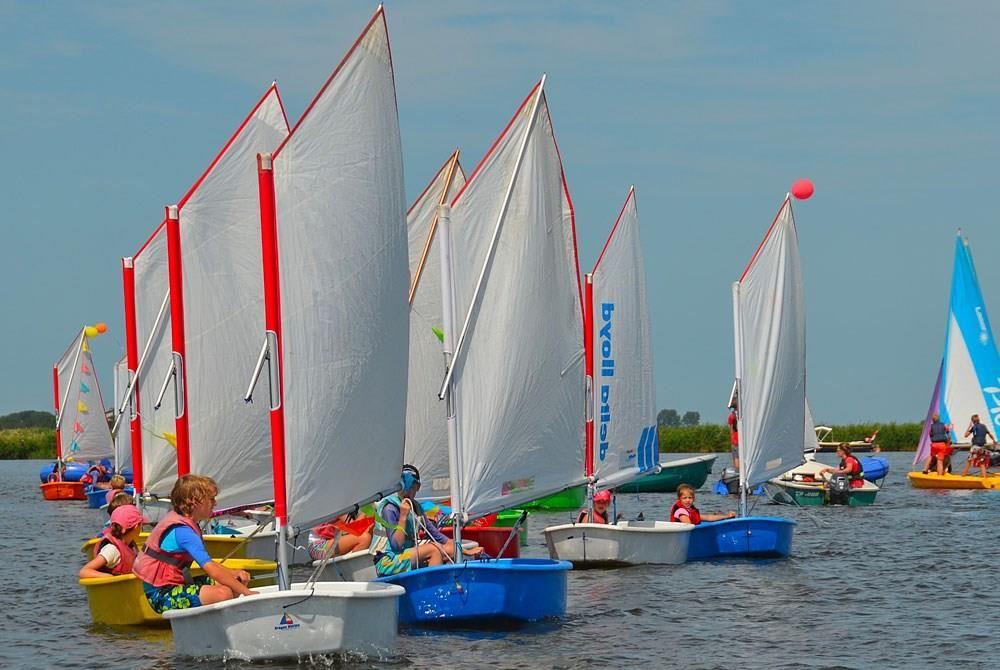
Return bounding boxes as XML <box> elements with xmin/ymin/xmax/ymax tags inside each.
<box><xmin>271</xmin><ymin>10</ymin><xmax>408</xmax><ymax>529</ymax></box>
<box><xmin>804</xmin><ymin>398</ymin><xmax>819</xmax><ymax>453</ymax></box>
<box><xmin>55</xmin><ymin>331</ymin><xmax>114</xmax><ymax>464</ymax></box>
<box><xmin>405</xmin><ymin>154</ymin><xmax>466</xmax><ymax>497</ymax></box>
<box><xmin>448</xmin><ymin>81</ymin><xmax>586</xmax><ymax>517</ymax></box>
<box><xmin>590</xmin><ymin>187</ymin><xmax>658</xmax><ymax>491</ymax></box>
<box><xmin>131</xmin><ymin>230</ymin><xmax>177</xmax><ymax>495</ymax></box>
<box><xmin>176</xmin><ymin>85</ymin><xmax>289</xmax><ymax>511</ymax></box>
<box><xmin>733</xmin><ymin>197</ymin><xmax>807</xmax><ymax>489</ymax></box>
<box><xmin>113</xmin><ymin>355</ymin><xmax>132</xmax><ymax>473</ymax></box>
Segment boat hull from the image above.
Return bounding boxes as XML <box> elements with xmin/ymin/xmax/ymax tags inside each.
<box><xmin>616</xmin><ymin>455</ymin><xmax>717</xmax><ymax>494</ymax></box>
<box><xmin>770</xmin><ymin>480</ymin><xmax>879</xmax><ymax>507</ymax></box>
<box><xmin>543</xmin><ymin>521</ymin><xmax>692</xmax><ymax>567</ymax></box>
<box><xmin>40</xmin><ymin>481</ymin><xmax>86</xmax><ymax>501</ymax></box>
<box><xmin>85</xmin><ymin>486</ymin><xmax>135</xmax><ymax>508</ymax></box>
<box><xmin>440</xmin><ymin>526</ymin><xmax>520</xmax><ymax>558</ymax></box>
<box><xmin>163</xmin><ymin>581</ymin><xmax>403</xmax><ymax>661</ymax></box>
<box><xmin>687</xmin><ymin>517</ymin><xmax>795</xmax><ymax>560</ymax></box>
<box><xmin>521</xmin><ymin>486</ymin><xmax>586</xmax><ymax>511</ymax></box>
<box><xmin>79</xmin><ymin>531</ymin><xmax>289</xmax><ymax>564</ymax></box>
<box><xmin>376</xmin><ymin>559</ymin><xmax>571</xmax><ymax>626</ymax></box>
<box><xmin>907</xmin><ymin>471</ymin><xmax>1000</xmax><ymax>490</ymax></box>
<box><xmin>79</xmin><ymin>558</ymin><xmax>278</xmax><ymax>626</ymax></box>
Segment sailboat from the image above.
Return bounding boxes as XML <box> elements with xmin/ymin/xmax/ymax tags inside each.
<box><xmin>688</xmin><ymin>194</ymin><xmax>802</xmax><ymax>560</ymax></box>
<box><xmin>156</xmin><ymin>83</ymin><xmax>292</xmax><ymax>561</ymax></box>
<box><xmin>164</xmin><ymin>7</ymin><xmax>405</xmax><ymax>660</ymax></box>
<box><xmin>41</xmin><ymin>328</ymin><xmax>115</xmax><ymax>500</ymax></box>
<box><xmin>543</xmin><ymin>188</ymin><xmax>692</xmax><ymax>566</ymax></box>
<box><xmin>374</xmin><ymin>77</ymin><xmax>577</xmax><ymax>626</ymax></box>
<box><xmin>909</xmin><ymin>231</ymin><xmax>1000</xmax><ymax>490</ymax></box>
<box><xmin>82</xmin><ymin>355</ymin><xmax>137</xmax><ymax>508</ymax></box>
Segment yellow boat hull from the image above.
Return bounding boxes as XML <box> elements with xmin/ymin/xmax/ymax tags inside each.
<box><xmin>907</xmin><ymin>471</ymin><xmax>1000</xmax><ymax>490</ymax></box>
<box><xmin>81</xmin><ymin>532</ymin><xmax>249</xmax><ymax>559</ymax></box>
<box><xmin>79</xmin><ymin>557</ymin><xmax>277</xmax><ymax>626</ymax></box>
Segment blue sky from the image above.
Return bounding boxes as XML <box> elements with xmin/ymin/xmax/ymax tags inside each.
<box><xmin>2</xmin><ymin>1</ymin><xmax>998</xmax><ymax>424</ymax></box>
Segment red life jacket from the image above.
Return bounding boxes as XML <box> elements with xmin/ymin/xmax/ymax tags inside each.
<box><xmin>91</xmin><ymin>528</ymin><xmax>138</xmax><ymax>576</ymax></box>
<box><xmin>576</xmin><ymin>508</ymin><xmax>610</xmax><ymax>524</ymax></box>
<box><xmin>132</xmin><ymin>511</ymin><xmax>203</xmax><ymax>588</ymax></box>
<box><xmin>669</xmin><ymin>500</ymin><xmax>702</xmax><ymax>525</ymax></box>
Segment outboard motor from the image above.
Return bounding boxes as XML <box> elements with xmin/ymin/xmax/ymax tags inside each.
<box><xmin>721</xmin><ymin>467</ymin><xmax>741</xmax><ymax>495</ymax></box>
<box><xmin>989</xmin><ymin>450</ymin><xmax>1000</xmax><ymax>468</ymax></box>
<box><xmin>827</xmin><ymin>474</ymin><xmax>851</xmax><ymax>505</ymax></box>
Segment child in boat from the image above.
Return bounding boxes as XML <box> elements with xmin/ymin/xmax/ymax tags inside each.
<box><xmin>307</xmin><ymin>512</ymin><xmax>373</xmax><ymax>560</ymax></box>
<box><xmin>80</xmin><ymin>504</ymin><xmax>146</xmax><ymax>578</ymax></box>
<box><xmin>103</xmin><ymin>474</ymin><xmax>128</xmax><ymax>505</ymax></box>
<box><xmin>576</xmin><ymin>489</ymin><xmax>613</xmax><ymax>524</ymax></box>
<box><xmin>819</xmin><ymin>444</ymin><xmax>865</xmax><ymax>488</ymax></box>
<box><xmin>370</xmin><ymin>464</ymin><xmax>480</xmax><ymax>576</ymax></box>
<box><xmin>132</xmin><ymin>474</ymin><xmax>255</xmax><ymax>614</ymax></box>
<box><xmin>962</xmin><ymin>414</ymin><xmax>997</xmax><ymax>478</ymax></box>
<box><xmin>670</xmin><ymin>484</ymin><xmax>736</xmax><ymax>524</ymax></box>
<box><xmin>922</xmin><ymin>413</ymin><xmax>953</xmax><ymax>475</ymax></box>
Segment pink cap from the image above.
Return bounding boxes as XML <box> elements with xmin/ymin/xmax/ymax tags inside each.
<box><xmin>593</xmin><ymin>490</ymin><xmax>612</xmax><ymax>503</ymax></box>
<box><xmin>110</xmin><ymin>504</ymin><xmax>148</xmax><ymax>531</ymax></box>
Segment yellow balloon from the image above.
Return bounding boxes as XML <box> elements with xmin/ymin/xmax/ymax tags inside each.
<box><xmin>84</xmin><ymin>326</ymin><xmax>99</xmax><ymax>338</ymax></box>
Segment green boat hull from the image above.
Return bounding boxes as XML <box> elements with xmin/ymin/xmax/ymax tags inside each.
<box><xmin>521</xmin><ymin>485</ymin><xmax>587</xmax><ymax>511</ymax></box>
<box><xmin>493</xmin><ymin>509</ymin><xmax>528</xmax><ymax>546</ymax></box>
<box><xmin>776</xmin><ymin>483</ymin><xmax>878</xmax><ymax>507</ymax></box>
<box><xmin>616</xmin><ymin>455</ymin><xmax>718</xmax><ymax>494</ymax></box>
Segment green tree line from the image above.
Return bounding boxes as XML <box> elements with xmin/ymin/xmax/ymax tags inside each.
<box><xmin>659</xmin><ymin>422</ymin><xmax>923</xmax><ymax>453</ymax></box>
<box><xmin>0</xmin><ymin>427</ymin><xmax>57</xmax><ymax>459</ymax></box>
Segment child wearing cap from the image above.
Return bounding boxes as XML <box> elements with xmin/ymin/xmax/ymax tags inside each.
<box><xmin>576</xmin><ymin>489</ymin><xmax>614</xmax><ymax>524</ymax></box>
<box><xmin>80</xmin><ymin>504</ymin><xmax>146</xmax><ymax>578</ymax></box>
<box><xmin>670</xmin><ymin>484</ymin><xmax>736</xmax><ymax>525</ymax></box>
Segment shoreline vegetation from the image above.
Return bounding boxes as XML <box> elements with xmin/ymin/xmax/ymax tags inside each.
<box><xmin>0</xmin><ymin>408</ymin><xmax>922</xmax><ymax>460</ymax></box>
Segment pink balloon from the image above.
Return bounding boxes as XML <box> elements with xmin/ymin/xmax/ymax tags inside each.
<box><xmin>791</xmin><ymin>179</ymin><xmax>814</xmax><ymax>200</ymax></box>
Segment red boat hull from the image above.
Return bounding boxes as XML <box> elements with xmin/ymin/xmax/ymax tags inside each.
<box><xmin>40</xmin><ymin>481</ymin><xmax>87</xmax><ymax>501</ymax></box>
<box><xmin>440</xmin><ymin>526</ymin><xmax>520</xmax><ymax>558</ymax></box>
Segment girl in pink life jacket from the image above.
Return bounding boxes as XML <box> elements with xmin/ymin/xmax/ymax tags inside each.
<box><xmin>576</xmin><ymin>489</ymin><xmax>614</xmax><ymax>524</ymax></box>
<box><xmin>132</xmin><ymin>475</ymin><xmax>255</xmax><ymax>614</ymax></box>
<box><xmin>669</xmin><ymin>484</ymin><xmax>736</xmax><ymax>525</ymax></box>
<box><xmin>80</xmin><ymin>504</ymin><xmax>146</xmax><ymax>578</ymax></box>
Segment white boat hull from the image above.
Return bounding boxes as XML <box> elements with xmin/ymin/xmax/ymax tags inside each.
<box><xmin>163</xmin><ymin>581</ymin><xmax>403</xmax><ymax>661</ymax></box>
<box><xmin>543</xmin><ymin>521</ymin><xmax>693</xmax><ymax>567</ymax></box>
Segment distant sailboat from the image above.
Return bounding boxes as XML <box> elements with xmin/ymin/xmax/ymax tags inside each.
<box><xmin>909</xmin><ymin>231</ymin><xmax>1000</xmax><ymax>489</ymax></box>
<box><xmin>689</xmin><ymin>195</ymin><xmax>802</xmax><ymax>559</ymax></box>
<box><xmin>41</xmin><ymin>329</ymin><xmax>115</xmax><ymax>500</ymax></box>
<box><xmin>544</xmin><ymin>187</ymin><xmax>693</xmax><ymax>566</ymax></box>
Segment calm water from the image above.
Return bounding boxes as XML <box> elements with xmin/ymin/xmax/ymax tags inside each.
<box><xmin>3</xmin><ymin>453</ymin><xmax>996</xmax><ymax>669</ymax></box>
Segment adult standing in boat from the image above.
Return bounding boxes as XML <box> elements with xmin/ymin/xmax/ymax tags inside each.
<box><xmin>576</xmin><ymin>489</ymin><xmax>613</xmax><ymax>524</ymax></box>
<box><xmin>922</xmin><ymin>413</ymin><xmax>952</xmax><ymax>475</ymax></box>
<box><xmin>132</xmin><ymin>475</ymin><xmax>255</xmax><ymax>613</ymax></box>
<box><xmin>819</xmin><ymin>444</ymin><xmax>865</xmax><ymax>488</ymax></box>
<box><xmin>728</xmin><ymin>401</ymin><xmax>740</xmax><ymax>469</ymax></box>
<box><xmin>961</xmin><ymin>414</ymin><xmax>997</xmax><ymax>478</ymax></box>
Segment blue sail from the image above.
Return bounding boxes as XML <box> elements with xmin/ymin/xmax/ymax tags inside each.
<box><xmin>934</xmin><ymin>232</ymin><xmax>1000</xmax><ymax>445</ymax></box>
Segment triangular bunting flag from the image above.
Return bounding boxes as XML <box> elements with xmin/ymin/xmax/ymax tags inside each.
<box><xmin>163</xmin><ymin>432</ymin><xmax>177</xmax><ymax>447</ymax></box>
<box><xmin>77</xmin><ymin>400</ymin><xmax>89</xmax><ymax>414</ymax></box>
<box><xmin>79</xmin><ymin>381</ymin><xmax>90</xmax><ymax>393</ymax></box>
<box><xmin>73</xmin><ymin>420</ymin><xmax>84</xmax><ymax>434</ymax></box>
<box><xmin>431</xmin><ymin>326</ymin><xmax>445</xmax><ymax>344</ymax></box>
<box><xmin>82</xmin><ymin>341</ymin><xmax>90</xmax><ymax>353</ymax></box>
<box><xmin>81</xmin><ymin>364</ymin><xmax>91</xmax><ymax>375</ymax></box>
<box><xmin>69</xmin><ymin>440</ymin><xmax>80</xmax><ymax>452</ymax></box>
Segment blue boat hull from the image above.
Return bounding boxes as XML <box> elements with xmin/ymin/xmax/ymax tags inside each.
<box><xmin>860</xmin><ymin>456</ymin><xmax>889</xmax><ymax>482</ymax></box>
<box><xmin>85</xmin><ymin>486</ymin><xmax>135</xmax><ymax>508</ymax></box>
<box><xmin>375</xmin><ymin>558</ymin><xmax>571</xmax><ymax>627</ymax></box>
<box><xmin>687</xmin><ymin>516</ymin><xmax>795</xmax><ymax>560</ymax></box>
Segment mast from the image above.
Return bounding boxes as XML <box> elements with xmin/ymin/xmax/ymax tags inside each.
<box><xmin>51</xmin><ymin>364</ymin><xmax>62</xmax><ymax>476</ymax></box>
<box><xmin>437</xmin><ymin>202</ymin><xmax>463</xmax><ymax>562</ymax></box>
<box><xmin>165</xmin><ymin>205</ymin><xmax>191</xmax><ymax>476</ymax></box>
<box><xmin>256</xmin><ymin>152</ymin><xmax>290</xmax><ymax>590</ymax></box>
<box><xmin>732</xmin><ymin>280</ymin><xmax>747</xmax><ymax>517</ymax></box>
<box><xmin>121</xmin><ymin>257</ymin><xmax>144</xmax><ymax>491</ymax></box>
<box><xmin>584</xmin><ymin>273</ymin><xmax>595</xmax><ymax>479</ymax></box>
